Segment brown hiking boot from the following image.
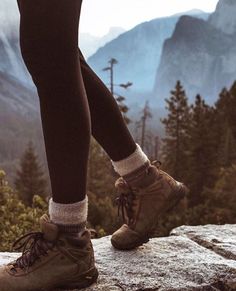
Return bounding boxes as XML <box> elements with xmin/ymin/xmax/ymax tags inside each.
<box><xmin>0</xmin><ymin>214</ymin><xmax>98</xmax><ymax>290</ymax></box>
<box><xmin>111</xmin><ymin>160</ymin><xmax>189</xmax><ymax>250</ymax></box>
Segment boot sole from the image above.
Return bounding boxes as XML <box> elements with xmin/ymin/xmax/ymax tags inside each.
<box><xmin>111</xmin><ymin>183</ymin><xmax>189</xmax><ymax>250</ymax></box>
<box><xmin>111</xmin><ymin>235</ymin><xmax>150</xmax><ymax>251</ymax></box>
<box><xmin>55</xmin><ymin>267</ymin><xmax>99</xmax><ymax>290</ymax></box>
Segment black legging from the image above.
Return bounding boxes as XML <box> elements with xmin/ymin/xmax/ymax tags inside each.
<box><xmin>16</xmin><ymin>0</ymin><xmax>136</xmax><ymax>204</ymax></box>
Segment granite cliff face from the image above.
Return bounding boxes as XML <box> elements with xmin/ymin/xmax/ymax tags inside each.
<box><xmin>1</xmin><ymin>224</ymin><xmax>236</xmax><ymax>290</ymax></box>
<box><xmin>153</xmin><ymin>0</ymin><xmax>236</xmax><ymax>105</ymax></box>
<box><xmin>87</xmin><ymin>11</ymin><xmax>208</xmax><ymax>97</ymax></box>
<box><xmin>209</xmin><ymin>0</ymin><xmax>236</xmax><ymax>35</ymax></box>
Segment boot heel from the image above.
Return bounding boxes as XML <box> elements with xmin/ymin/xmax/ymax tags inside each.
<box><xmin>166</xmin><ymin>183</ymin><xmax>189</xmax><ymax>213</ymax></box>
<box><xmin>58</xmin><ymin>267</ymin><xmax>99</xmax><ymax>290</ymax></box>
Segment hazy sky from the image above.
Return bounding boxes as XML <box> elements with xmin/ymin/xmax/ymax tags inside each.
<box><xmin>80</xmin><ymin>0</ymin><xmax>218</xmax><ymax>36</ymax></box>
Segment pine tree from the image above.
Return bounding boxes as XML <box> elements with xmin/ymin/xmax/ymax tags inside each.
<box><xmin>87</xmin><ymin>137</ymin><xmax>116</xmax><ymax>198</ymax></box>
<box><xmin>103</xmin><ymin>58</ymin><xmax>132</xmax><ymax>124</ymax></box>
<box><xmin>187</xmin><ymin>95</ymin><xmax>218</xmax><ymax>206</ymax></box>
<box><xmin>161</xmin><ymin>81</ymin><xmax>190</xmax><ymax>181</ymax></box>
<box><xmin>116</xmin><ymin>95</ymin><xmax>131</xmax><ymax>124</ymax></box>
<box><xmin>215</xmin><ymin>87</ymin><xmax>236</xmax><ymax>167</ymax></box>
<box><xmin>218</xmin><ymin>127</ymin><xmax>236</xmax><ymax>167</ymax></box>
<box><xmin>135</xmin><ymin>100</ymin><xmax>152</xmax><ymax>152</ymax></box>
<box><xmin>14</xmin><ymin>141</ymin><xmax>47</xmax><ymax>206</ymax></box>
<box><xmin>228</xmin><ymin>81</ymin><xmax>236</xmax><ymax>139</ymax></box>
<box><xmin>197</xmin><ymin>163</ymin><xmax>236</xmax><ymax>225</ymax></box>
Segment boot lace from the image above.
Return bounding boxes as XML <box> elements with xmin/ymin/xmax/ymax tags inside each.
<box><xmin>115</xmin><ymin>160</ymin><xmax>162</xmax><ymax>224</ymax></box>
<box><xmin>115</xmin><ymin>190</ymin><xmax>136</xmax><ymax>224</ymax></box>
<box><xmin>10</xmin><ymin>231</ymin><xmax>54</xmax><ymax>271</ymax></box>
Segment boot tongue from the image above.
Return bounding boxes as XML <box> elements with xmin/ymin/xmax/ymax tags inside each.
<box><xmin>40</xmin><ymin>214</ymin><xmax>59</xmax><ymax>242</ymax></box>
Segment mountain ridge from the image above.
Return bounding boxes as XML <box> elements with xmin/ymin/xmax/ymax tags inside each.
<box><xmin>153</xmin><ymin>0</ymin><xmax>236</xmax><ymax>104</ymax></box>
<box><xmin>209</xmin><ymin>0</ymin><xmax>236</xmax><ymax>34</ymax></box>
<box><xmin>79</xmin><ymin>27</ymin><xmax>126</xmax><ymax>59</ymax></box>
<box><xmin>87</xmin><ymin>11</ymin><xmax>209</xmax><ymax>99</ymax></box>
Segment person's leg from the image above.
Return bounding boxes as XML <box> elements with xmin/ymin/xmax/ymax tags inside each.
<box><xmin>17</xmin><ymin>0</ymin><xmax>90</xmax><ymax>206</ymax></box>
<box><xmin>0</xmin><ymin>2</ymin><xmax>98</xmax><ymax>290</ymax></box>
<box><xmin>77</xmin><ymin>48</ymin><xmax>151</xmax><ymax>176</ymax></box>
<box><xmin>77</xmin><ymin>48</ymin><xmax>189</xmax><ymax>251</ymax></box>
<box><xmin>74</xmin><ymin>50</ymin><xmax>189</xmax><ymax>251</ymax></box>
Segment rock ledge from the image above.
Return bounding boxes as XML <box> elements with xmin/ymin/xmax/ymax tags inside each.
<box><xmin>1</xmin><ymin>224</ymin><xmax>236</xmax><ymax>290</ymax></box>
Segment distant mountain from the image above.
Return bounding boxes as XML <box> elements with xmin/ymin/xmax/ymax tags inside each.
<box><xmin>208</xmin><ymin>0</ymin><xmax>236</xmax><ymax>34</ymax></box>
<box><xmin>0</xmin><ymin>0</ymin><xmax>34</xmax><ymax>88</ymax></box>
<box><xmin>0</xmin><ymin>23</ymin><xmax>125</xmax><ymax>90</ymax></box>
<box><xmin>153</xmin><ymin>0</ymin><xmax>236</xmax><ymax>106</ymax></box>
<box><xmin>87</xmin><ymin>10</ymin><xmax>209</xmax><ymax>106</ymax></box>
<box><xmin>173</xmin><ymin>9</ymin><xmax>207</xmax><ymax>17</ymax></box>
<box><xmin>0</xmin><ymin>0</ymin><xmax>19</xmax><ymax>30</ymax></box>
<box><xmin>0</xmin><ymin>0</ymin><xmax>124</xmax><ymax>87</ymax></box>
<box><xmin>0</xmin><ymin>71</ymin><xmax>38</xmax><ymax>117</ymax></box>
<box><xmin>0</xmin><ymin>24</ymin><xmax>34</xmax><ymax>89</ymax></box>
<box><xmin>79</xmin><ymin>27</ymin><xmax>126</xmax><ymax>59</ymax></box>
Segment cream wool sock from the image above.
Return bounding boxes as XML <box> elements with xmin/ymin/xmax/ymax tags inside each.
<box><xmin>49</xmin><ymin>195</ymin><xmax>88</xmax><ymax>234</ymax></box>
<box><xmin>111</xmin><ymin>143</ymin><xmax>151</xmax><ymax>176</ymax></box>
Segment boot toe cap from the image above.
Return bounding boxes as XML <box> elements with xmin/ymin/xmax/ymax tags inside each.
<box><xmin>111</xmin><ymin>224</ymin><xmax>148</xmax><ymax>250</ymax></box>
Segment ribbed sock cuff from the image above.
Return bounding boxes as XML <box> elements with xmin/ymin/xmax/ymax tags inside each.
<box><xmin>111</xmin><ymin>143</ymin><xmax>150</xmax><ymax>176</ymax></box>
<box><xmin>49</xmin><ymin>196</ymin><xmax>88</xmax><ymax>233</ymax></box>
